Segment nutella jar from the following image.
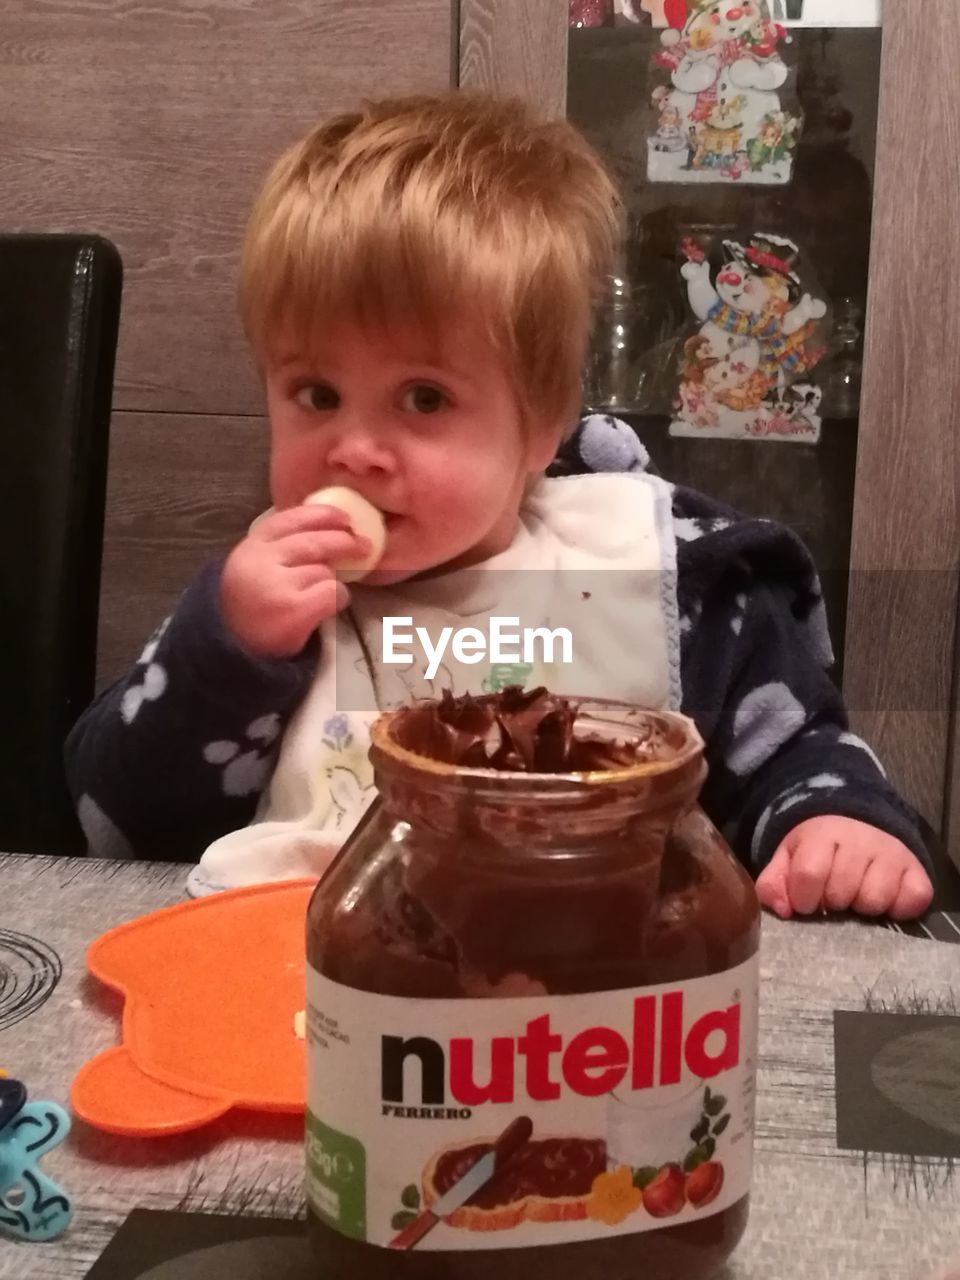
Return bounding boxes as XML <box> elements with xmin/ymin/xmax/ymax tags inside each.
<box><xmin>306</xmin><ymin>689</ymin><xmax>760</xmax><ymax>1280</ymax></box>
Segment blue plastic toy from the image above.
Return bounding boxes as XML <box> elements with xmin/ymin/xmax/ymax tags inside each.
<box><xmin>0</xmin><ymin>1076</ymin><xmax>73</xmax><ymax>1241</ymax></box>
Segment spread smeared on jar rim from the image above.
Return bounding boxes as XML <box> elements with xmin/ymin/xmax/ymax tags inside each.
<box><xmin>386</xmin><ymin>687</ymin><xmax>680</xmax><ymax>774</ymax></box>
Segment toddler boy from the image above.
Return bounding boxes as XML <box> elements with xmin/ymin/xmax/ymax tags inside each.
<box><xmin>66</xmin><ymin>92</ymin><xmax>933</xmax><ymax>921</ymax></box>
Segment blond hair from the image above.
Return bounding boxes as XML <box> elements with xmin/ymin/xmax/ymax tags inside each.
<box><xmin>240</xmin><ymin>91</ymin><xmax>621</xmax><ymax>428</ymax></box>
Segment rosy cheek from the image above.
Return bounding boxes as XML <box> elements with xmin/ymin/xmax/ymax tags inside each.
<box><xmin>270</xmin><ymin>426</ymin><xmax>318</xmax><ymax>499</ymax></box>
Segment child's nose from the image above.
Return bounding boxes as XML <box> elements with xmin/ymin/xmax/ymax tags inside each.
<box><xmin>324</xmin><ymin>425</ymin><xmax>396</xmax><ymax>478</ymax></box>
<box><xmin>725</xmin><ymin>6</ymin><xmax>745</xmax><ymax>18</ymax></box>
<box><xmin>719</xmin><ymin>270</ymin><xmax>742</xmax><ymax>286</ymax></box>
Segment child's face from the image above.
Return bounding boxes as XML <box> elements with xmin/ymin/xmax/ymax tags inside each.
<box><xmin>265</xmin><ymin>321</ymin><xmax>560</xmax><ymax>585</ymax></box>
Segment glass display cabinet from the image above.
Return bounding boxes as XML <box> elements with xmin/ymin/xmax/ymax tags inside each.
<box><xmin>568</xmin><ymin>0</ymin><xmax>883</xmax><ymax>676</ymax></box>
<box><xmin>460</xmin><ymin>0</ymin><xmax>959</xmax><ymax>845</ymax></box>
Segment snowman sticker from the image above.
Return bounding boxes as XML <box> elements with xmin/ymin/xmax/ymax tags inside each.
<box><xmin>647</xmin><ymin>0</ymin><xmax>800</xmax><ymax>184</ymax></box>
<box><xmin>671</xmin><ymin>233</ymin><xmax>827</xmax><ymax>442</ymax></box>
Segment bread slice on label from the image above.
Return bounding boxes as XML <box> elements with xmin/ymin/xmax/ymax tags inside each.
<box><xmin>422</xmin><ymin>1135</ymin><xmax>607</xmax><ymax>1231</ymax></box>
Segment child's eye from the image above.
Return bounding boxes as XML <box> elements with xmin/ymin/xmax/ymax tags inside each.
<box><xmin>295</xmin><ymin>383</ymin><xmax>340</xmax><ymax>411</ymax></box>
<box><xmin>401</xmin><ymin>383</ymin><xmax>447</xmax><ymax>414</ymax></box>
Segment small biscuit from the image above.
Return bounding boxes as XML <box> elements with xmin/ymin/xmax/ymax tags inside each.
<box><xmin>305</xmin><ymin>486</ymin><xmax>386</xmax><ymax>582</ymax></box>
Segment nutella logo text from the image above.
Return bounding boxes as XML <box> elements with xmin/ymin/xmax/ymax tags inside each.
<box><xmin>380</xmin><ymin>992</ymin><xmax>741</xmax><ymax>1114</ymax></box>
<box><xmin>381</xmin><ymin>616</ymin><xmax>574</xmax><ymax>681</ymax></box>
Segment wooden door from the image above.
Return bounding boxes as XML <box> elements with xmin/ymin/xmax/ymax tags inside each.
<box><xmin>844</xmin><ymin>0</ymin><xmax>960</xmax><ymax>835</ymax></box>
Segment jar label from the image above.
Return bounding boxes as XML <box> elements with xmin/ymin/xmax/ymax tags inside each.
<box><xmin>305</xmin><ymin>955</ymin><xmax>758</xmax><ymax>1251</ymax></box>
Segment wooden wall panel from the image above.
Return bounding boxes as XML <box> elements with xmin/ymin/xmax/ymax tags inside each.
<box><xmin>0</xmin><ymin>0</ymin><xmax>454</xmax><ymax>417</ymax></box>
<box><xmin>844</xmin><ymin>0</ymin><xmax>960</xmax><ymax>831</ymax></box>
<box><xmin>460</xmin><ymin>0</ymin><xmax>567</xmax><ymax>116</ymax></box>
<box><xmin>97</xmin><ymin>411</ymin><xmax>270</xmax><ymax>686</ymax></box>
<box><xmin>946</xmin><ymin>592</ymin><xmax>960</xmax><ymax>853</ymax></box>
<box><xmin>0</xmin><ymin>0</ymin><xmax>454</xmax><ymax>693</ymax></box>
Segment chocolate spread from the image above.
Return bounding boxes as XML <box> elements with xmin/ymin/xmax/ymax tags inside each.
<box><xmin>391</xmin><ymin>686</ymin><xmax>677</xmax><ymax>772</ymax></box>
<box><xmin>306</xmin><ymin>690</ymin><xmax>760</xmax><ymax>1280</ymax></box>
<box><xmin>433</xmin><ymin>1138</ymin><xmax>607</xmax><ymax>1210</ymax></box>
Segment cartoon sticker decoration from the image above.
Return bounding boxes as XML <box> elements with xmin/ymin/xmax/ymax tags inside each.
<box><xmin>647</xmin><ymin>0</ymin><xmax>801</xmax><ymax>184</ymax></box>
<box><xmin>670</xmin><ymin>232</ymin><xmax>827</xmax><ymax>442</ymax></box>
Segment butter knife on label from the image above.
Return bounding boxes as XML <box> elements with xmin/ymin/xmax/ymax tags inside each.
<box><xmin>388</xmin><ymin>1115</ymin><xmax>533</xmax><ymax>1251</ymax></box>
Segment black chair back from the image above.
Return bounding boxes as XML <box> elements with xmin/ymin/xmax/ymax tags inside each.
<box><xmin>0</xmin><ymin>233</ymin><xmax>122</xmax><ymax>854</ymax></box>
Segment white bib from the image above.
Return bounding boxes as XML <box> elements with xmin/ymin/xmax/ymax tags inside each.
<box><xmin>187</xmin><ymin>473</ymin><xmax>680</xmax><ymax>896</ymax></box>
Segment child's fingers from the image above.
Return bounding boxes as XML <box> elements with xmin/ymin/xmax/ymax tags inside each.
<box><xmin>821</xmin><ymin>845</ymin><xmax>871</xmax><ymax>912</ymax></box>
<box><xmin>251</xmin><ymin>504</ymin><xmax>353</xmax><ymax>541</ymax></box>
<box><xmin>887</xmin><ymin>862</ymin><xmax>934</xmax><ymax>921</ymax></box>
<box><xmin>784</xmin><ymin>832</ymin><xmax>837</xmax><ymax>915</ymax></box>
<box><xmin>276</xmin><ymin>530</ymin><xmax>372</xmax><ymax>569</ymax></box>
<box><xmin>299</xmin><ymin>577</ymin><xmax>351</xmax><ymax>620</ymax></box>
<box><xmin>755</xmin><ymin>846</ymin><xmax>793</xmax><ymax>919</ymax></box>
<box><xmin>290</xmin><ymin>563</ymin><xmax>335</xmax><ymax>589</ymax></box>
<box><xmin>848</xmin><ymin>855</ymin><xmax>898</xmax><ymax>917</ymax></box>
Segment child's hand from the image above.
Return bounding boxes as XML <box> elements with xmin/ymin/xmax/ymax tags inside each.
<box><xmin>755</xmin><ymin>815</ymin><xmax>933</xmax><ymax>921</ymax></box>
<box><xmin>220</xmin><ymin>505</ymin><xmax>371</xmax><ymax>659</ymax></box>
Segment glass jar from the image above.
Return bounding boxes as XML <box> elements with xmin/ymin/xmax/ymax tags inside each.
<box><xmin>819</xmin><ymin>295</ymin><xmax>865</xmax><ymax>420</ymax></box>
<box><xmin>582</xmin><ymin>273</ymin><xmax>648</xmax><ymax>414</ymax></box>
<box><xmin>306</xmin><ymin>695</ymin><xmax>760</xmax><ymax>1280</ymax></box>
